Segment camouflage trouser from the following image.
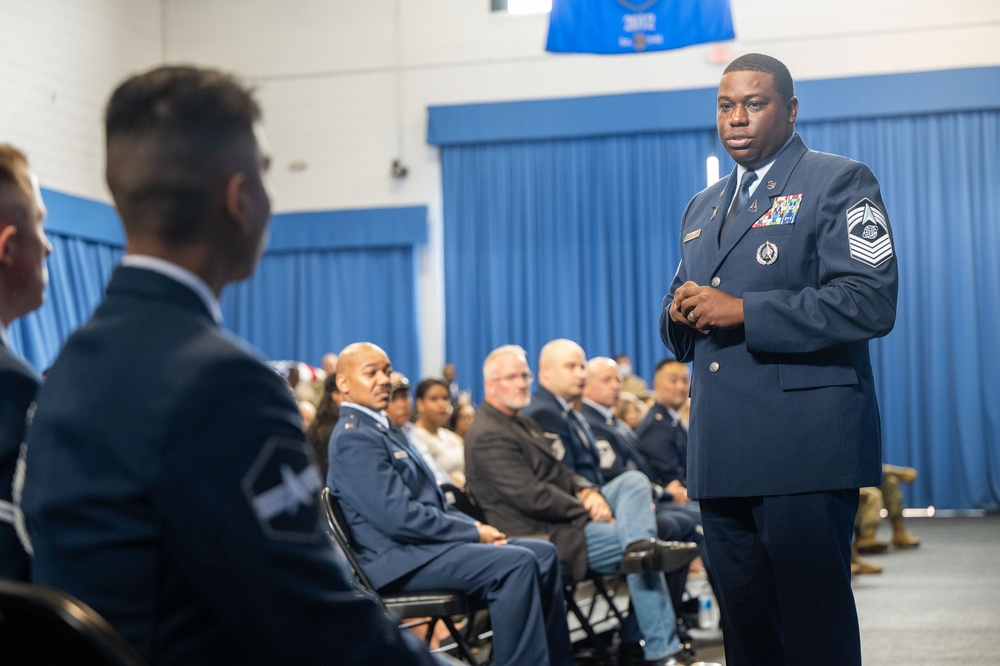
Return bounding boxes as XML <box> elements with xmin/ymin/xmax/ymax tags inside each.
<box><xmin>880</xmin><ymin>472</ymin><xmax>904</xmax><ymax>520</ymax></box>
<box><xmin>855</xmin><ymin>486</ymin><xmax>883</xmax><ymax>532</ymax></box>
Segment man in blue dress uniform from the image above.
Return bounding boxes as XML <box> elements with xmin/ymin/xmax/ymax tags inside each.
<box><xmin>327</xmin><ymin>342</ymin><xmax>573</xmax><ymax>666</ymax></box>
<box><xmin>660</xmin><ymin>53</ymin><xmax>897</xmax><ymax>665</ymax></box>
<box><xmin>21</xmin><ymin>66</ymin><xmax>436</xmax><ymax>665</ymax></box>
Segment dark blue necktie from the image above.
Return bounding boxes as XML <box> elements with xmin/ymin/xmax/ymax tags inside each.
<box><xmin>720</xmin><ymin>169</ymin><xmax>758</xmax><ymax>243</ymax></box>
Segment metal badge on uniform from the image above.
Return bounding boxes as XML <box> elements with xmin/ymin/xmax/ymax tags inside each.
<box><xmin>711</xmin><ymin>207</ymin><xmax>719</xmax><ymax>220</ymax></box>
<box><xmin>684</xmin><ymin>229</ymin><xmax>702</xmax><ymax>243</ymax></box>
<box><xmin>655</xmin><ymin>413</ymin><xmax>664</xmax><ymax>421</ymax></box>
<box><xmin>749</xmin><ymin>199</ymin><xmax>758</xmax><ymax>214</ymax></box>
<box><xmin>393</xmin><ymin>450</ymin><xmax>409</xmax><ymax>460</ymax></box>
<box><xmin>753</xmin><ymin>194</ymin><xmax>803</xmax><ymax>228</ymax></box>
<box><xmin>596</xmin><ymin>440</ymin><xmax>617</xmax><ymax>469</ymax></box>
<box><xmin>756</xmin><ymin>241</ymin><xmax>779</xmax><ymax>265</ymax></box>
<box><xmin>846</xmin><ymin>197</ymin><xmax>893</xmax><ymax>267</ymax></box>
<box><xmin>544</xmin><ymin>433</ymin><xmax>566</xmax><ymax>461</ymax></box>
<box><xmin>242</xmin><ymin>436</ymin><xmax>324</xmax><ymax>543</ymax></box>
<box><xmin>766</xmin><ymin>180</ymin><xmax>777</xmax><ymax>190</ymax></box>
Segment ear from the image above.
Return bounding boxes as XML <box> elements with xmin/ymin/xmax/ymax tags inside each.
<box><xmin>787</xmin><ymin>96</ymin><xmax>799</xmax><ymax>124</ymax></box>
<box><xmin>223</xmin><ymin>172</ymin><xmax>249</xmax><ymax>231</ymax></box>
<box><xmin>0</xmin><ymin>224</ymin><xmax>18</xmax><ymax>267</ymax></box>
<box><xmin>335</xmin><ymin>371</ymin><xmax>350</xmax><ymax>397</ymax></box>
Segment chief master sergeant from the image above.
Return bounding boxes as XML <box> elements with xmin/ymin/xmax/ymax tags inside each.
<box><xmin>661</xmin><ymin>53</ymin><xmax>897</xmax><ymax>665</ymax></box>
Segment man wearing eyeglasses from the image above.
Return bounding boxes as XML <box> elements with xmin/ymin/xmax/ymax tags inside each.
<box><xmin>465</xmin><ymin>345</ymin><xmax>702</xmax><ymax>666</ymax></box>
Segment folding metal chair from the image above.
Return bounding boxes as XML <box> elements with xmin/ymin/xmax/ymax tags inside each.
<box><xmin>321</xmin><ymin>487</ymin><xmax>484</xmax><ymax>664</ymax></box>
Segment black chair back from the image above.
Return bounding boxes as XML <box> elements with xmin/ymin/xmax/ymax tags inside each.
<box><xmin>0</xmin><ymin>580</ymin><xmax>147</xmax><ymax>666</ymax></box>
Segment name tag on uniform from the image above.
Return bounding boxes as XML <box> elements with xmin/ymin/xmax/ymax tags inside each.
<box><xmin>683</xmin><ymin>229</ymin><xmax>702</xmax><ymax>242</ymax></box>
<box><xmin>393</xmin><ymin>450</ymin><xmax>409</xmax><ymax>460</ymax></box>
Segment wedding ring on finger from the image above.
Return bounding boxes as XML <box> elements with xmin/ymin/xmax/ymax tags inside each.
<box><xmin>687</xmin><ymin>311</ymin><xmax>698</xmax><ymax>323</ymax></box>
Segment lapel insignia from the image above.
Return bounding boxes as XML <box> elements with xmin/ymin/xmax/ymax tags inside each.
<box><xmin>766</xmin><ymin>180</ymin><xmax>777</xmax><ymax>190</ymax></box>
<box><xmin>749</xmin><ymin>199</ymin><xmax>758</xmax><ymax>214</ymax></box>
<box><xmin>684</xmin><ymin>229</ymin><xmax>702</xmax><ymax>242</ymax></box>
<box><xmin>655</xmin><ymin>413</ymin><xmax>664</xmax><ymax>421</ymax></box>
<box><xmin>710</xmin><ymin>207</ymin><xmax>718</xmax><ymax>220</ymax></box>
<box><xmin>753</xmin><ymin>194</ymin><xmax>803</xmax><ymax>228</ymax></box>
<box><xmin>847</xmin><ymin>197</ymin><xmax>893</xmax><ymax>267</ymax></box>
<box><xmin>756</xmin><ymin>241</ymin><xmax>779</xmax><ymax>265</ymax></box>
<box><xmin>393</xmin><ymin>450</ymin><xmax>409</xmax><ymax>459</ymax></box>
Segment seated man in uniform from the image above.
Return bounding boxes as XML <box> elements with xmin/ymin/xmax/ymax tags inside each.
<box><xmin>465</xmin><ymin>344</ymin><xmax>700</xmax><ymax>666</ymax></box>
<box><xmin>21</xmin><ymin>66</ymin><xmax>436</xmax><ymax>665</ymax></box>
<box><xmin>328</xmin><ymin>342</ymin><xmax>573</xmax><ymax>666</ymax></box>
<box><xmin>0</xmin><ymin>143</ymin><xmax>51</xmax><ymax>581</ymax></box>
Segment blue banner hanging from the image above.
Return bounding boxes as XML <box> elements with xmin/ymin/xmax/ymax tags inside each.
<box><xmin>546</xmin><ymin>0</ymin><xmax>734</xmax><ymax>55</ymax></box>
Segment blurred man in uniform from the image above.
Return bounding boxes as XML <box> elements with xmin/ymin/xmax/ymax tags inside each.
<box><xmin>21</xmin><ymin>66</ymin><xmax>436</xmax><ymax>665</ymax></box>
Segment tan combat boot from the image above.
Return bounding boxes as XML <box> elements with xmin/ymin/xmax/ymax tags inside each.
<box><xmin>856</xmin><ymin>524</ymin><xmax>889</xmax><ymax>554</ymax></box>
<box><xmin>891</xmin><ymin>517</ymin><xmax>920</xmax><ymax>548</ymax></box>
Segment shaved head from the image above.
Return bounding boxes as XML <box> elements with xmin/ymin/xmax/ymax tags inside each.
<box><xmin>584</xmin><ymin>357</ymin><xmax>621</xmax><ymax>408</ymax></box>
<box><xmin>538</xmin><ymin>338</ymin><xmax>587</xmax><ymax>401</ymax></box>
<box><xmin>336</xmin><ymin>342</ymin><xmax>393</xmax><ymax>411</ymax></box>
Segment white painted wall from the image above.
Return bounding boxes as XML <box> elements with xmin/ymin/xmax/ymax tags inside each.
<box><xmin>0</xmin><ymin>0</ymin><xmax>162</xmax><ymax>201</ymax></box>
<box><xmin>2</xmin><ymin>0</ymin><xmax>998</xmax><ymax>373</ymax></box>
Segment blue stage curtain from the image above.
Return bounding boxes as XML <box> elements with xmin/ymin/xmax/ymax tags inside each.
<box><xmin>221</xmin><ymin>245</ymin><xmax>422</xmax><ymax>379</ymax></box>
<box><xmin>440</xmin><ymin>111</ymin><xmax>1000</xmax><ymax>511</ymax></box>
<box><xmin>442</xmin><ymin>129</ymin><xmax>717</xmax><ymax>402</ymax></box>
<box><xmin>8</xmin><ymin>233</ymin><xmax>122</xmax><ymax>371</ymax></box>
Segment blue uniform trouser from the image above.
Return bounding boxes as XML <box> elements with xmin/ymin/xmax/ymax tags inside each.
<box><xmin>389</xmin><ymin>538</ymin><xmax>573</xmax><ymax>666</ymax></box>
<box><xmin>583</xmin><ymin>470</ymin><xmax>680</xmax><ymax>661</ymax></box>
<box><xmin>700</xmin><ymin>489</ymin><xmax>860</xmax><ymax>666</ymax></box>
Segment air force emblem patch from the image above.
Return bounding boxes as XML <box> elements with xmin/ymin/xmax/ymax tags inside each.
<box><xmin>545</xmin><ymin>433</ymin><xmax>566</xmax><ymax>461</ymax></box>
<box><xmin>596</xmin><ymin>439</ymin><xmax>617</xmax><ymax>469</ymax></box>
<box><xmin>847</xmin><ymin>198</ymin><xmax>893</xmax><ymax>267</ymax></box>
<box><xmin>243</xmin><ymin>436</ymin><xmax>324</xmax><ymax>542</ymax></box>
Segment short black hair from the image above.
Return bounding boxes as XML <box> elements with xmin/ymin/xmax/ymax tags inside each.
<box><xmin>654</xmin><ymin>357</ymin><xmax>683</xmax><ymax>374</ymax></box>
<box><xmin>724</xmin><ymin>53</ymin><xmax>795</xmax><ymax>104</ymax></box>
<box><xmin>105</xmin><ymin>66</ymin><xmax>261</xmax><ymax>243</ymax></box>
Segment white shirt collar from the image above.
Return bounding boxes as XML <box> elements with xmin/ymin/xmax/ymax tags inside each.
<box><xmin>121</xmin><ymin>255</ymin><xmax>223</xmax><ymax>324</ymax></box>
<box><xmin>554</xmin><ymin>393</ymin><xmax>574</xmax><ymax>413</ymax></box>
<box><xmin>342</xmin><ymin>402</ymin><xmax>390</xmax><ymax>429</ymax></box>
<box><xmin>583</xmin><ymin>398</ymin><xmax>614</xmax><ymax>421</ymax></box>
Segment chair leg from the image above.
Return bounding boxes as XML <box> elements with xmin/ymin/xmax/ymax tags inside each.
<box><xmin>441</xmin><ymin>615</ymin><xmax>481</xmax><ymax>665</ymax></box>
<box><xmin>565</xmin><ymin>586</ymin><xmax>616</xmax><ymax>665</ymax></box>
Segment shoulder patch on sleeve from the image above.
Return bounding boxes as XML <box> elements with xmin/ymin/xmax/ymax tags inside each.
<box><xmin>595</xmin><ymin>439</ymin><xmax>617</xmax><ymax>469</ymax></box>
<box><xmin>847</xmin><ymin>198</ymin><xmax>893</xmax><ymax>267</ymax></box>
<box><xmin>242</xmin><ymin>436</ymin><xmax>324</xmax><ymax>543</ymax></box>
<box><xmin>544</xmin><ymin>433</ymin><xmax>566</xmax><ymax>461</ymax></box>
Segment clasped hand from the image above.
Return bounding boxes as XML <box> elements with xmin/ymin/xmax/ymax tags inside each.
<box><xmin>670</xmin><ymin>280</ymin><xmax>744</xmax><ymax>332</ymax></box>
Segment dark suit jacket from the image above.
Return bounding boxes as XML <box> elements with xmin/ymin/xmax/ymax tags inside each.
<box><xmin>22</xmin><ymin>266</ymin><xmax>432</xmax><ymax>666</ymax></box>
<box><xmin>327</xmin><ymin>405</ymin><xmax>480</xmax><ymax>590</ymax></box>
<box><xmin>0</xmin><ymin>340</ymin><xmax>39</xmax><ymax>580</ymax></box>
<box><xmin>464</xmin><ymin>401</ymin><xmax>594</xmax><ymax>582</ymax></box>
<box><xmin>662</xmin><ymin>134</ymin><xmax>897</xmax><ymax>498</ymax></box>
<box><xmin>524</xmin><ymin>386</ymin><xmax>604</xmax><ymax>486</ymax></box>
<box><xmin>634</xmin><ymin>403</ymin><xmax>687</xmax><ymax>488</ymax></box>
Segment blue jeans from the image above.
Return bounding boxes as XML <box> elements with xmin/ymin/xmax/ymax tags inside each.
<box><xmin>583</xmin><ymin>470</ymin><xmax>679</xmax><ymax>661</ymax></box>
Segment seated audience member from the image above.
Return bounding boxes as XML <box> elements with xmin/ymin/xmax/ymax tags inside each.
<box><xmin>851</xmin><ymin>487</ymin><xmax>884</xmax><ymax>575</ymax></box>
<box><xmin>386</xmin><ymin>371</ymin><xmax>414</xmax><ymax>432</ymax></box>
<box><xmin>0</xmin><ymin>143</ymin><xmax>51</xmax><ymax>581</ymax></box>
<box><xmin>328</xmin><ymin>342</ymin><xmax>573</xmax><ymax>666</ymax></box>
<box><xmin>580</xmin><ymin>356</ymin><xmax>709</xmax><ymax>622</ymax></box>
<box><xmin>615</xmin><ymin>353</ymin><xmax>650</xmax><ymax>399</ymax></box>
<box><xmin>465</xmin><ymin>345</ymin><xmax>699</xmax><ymax>666</ymax></box>
<box><xmin>306</xmin><ymin>373</ymin><xmax>340</xmax><ymax>477</ymax></box>
<box><xmin>411</xmin><ymin>378</ymin><xmax>467</xmax><ymax>488</ymax></box>
<box><xmin>443</xmin><ymin>361</ymin><xmax>461</xmax><ymax>404</ymax></box>
<box><xmin>616</xmin><ymin>391</ymin><xmax>646</xmax><ymax>431</ymax></box>
<box><xmin>635</xmin><ymin>359</ymin><xmax>698</xmax><ymax>518</ymax></box>
<box><xmin>450</xmin><ymin>399</ymin><xmax>476</xmax><ymax>439</ymax></box>
<box><xmin>21</xmin><ymin>65</ymin><xmax>435</xmax><ymax>665</ymax></box>
<box><xmin>856</xmin><ymin>464</ymin><xmax>921</xmax><ymax>553</ymax></box>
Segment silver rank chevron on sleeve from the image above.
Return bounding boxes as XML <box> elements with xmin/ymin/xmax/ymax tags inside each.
<box><xmin>846</xmin><ymin>198</ymin><xmax>893</xmax><ymax>267</ymax></box>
